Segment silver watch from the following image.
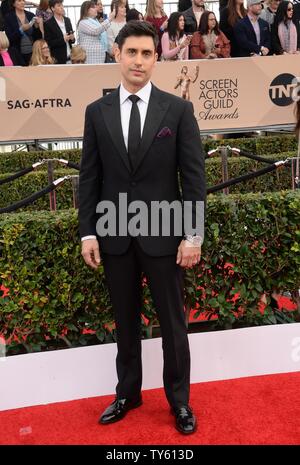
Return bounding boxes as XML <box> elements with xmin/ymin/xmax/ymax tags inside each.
<box><xmin>183</xmin><ymin>235</ymin><xmax>203</xmax><ymax>247</ymax></box>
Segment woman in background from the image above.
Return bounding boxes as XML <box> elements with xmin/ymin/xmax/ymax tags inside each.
<box><xmin>271</xmin><ymin>1</ymin><xmax>300</xmax><ymax>54</ymax></box>
<box><xmin>190</xmin><ymin>10</ymin><xmax>230</xmax><ymax>59</ymax></box>
<box><xmin>77</xmin><ymin>0</ymin><xmax>115</xmax><ymax>64</ymax></box>
<box><xmin>30</xmin><ymin>38</ymin><xmax>55</xmax><ymax>64</ymax></box>
<box><xmin>219</xmin><ymin>0</ymin><xmax>246</xmax><ymax>57</ymax></box>
<box><xmin>145</xmin><ymin>0</ymin><xmax>168</xmax><ymax>59</ymax></box>
<box><xmin>36</xmin><ymin>0</ymin><xmax>53</xmax><ymax>23</ymax></box>
<box><xmin>161</xmin><ymin>12</ymin><xmax>191</xmax><ymax>60</ymax></box>
<box><xmin>106</xmin><ymin>0</ymin><xmax>127</xmax><ymax>61</ymax></box>
<box><xmin>4</xmin><ymin>0</ymin><xmax>43</xmax><ymax>65</ymax></box>
<box><xmin>0</xmin><ymin>30</ymin><xmax>24</xmax><ymax>65</ymax></box>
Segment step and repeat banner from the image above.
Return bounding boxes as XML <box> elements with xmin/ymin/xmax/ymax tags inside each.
<box><xmin>0</xmin><ymin>55</ymin><xmax>299</xmax><ymax>142</ymax></box>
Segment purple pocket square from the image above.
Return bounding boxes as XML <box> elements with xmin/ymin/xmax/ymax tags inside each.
<box><xmin>156</xmin><ymin>127</ymin><xmax>173</xmax><ymax>138</ymax></box>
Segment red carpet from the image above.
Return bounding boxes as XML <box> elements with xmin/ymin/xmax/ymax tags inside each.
<box><xmin>0</xmin><ymin>372</ymin><xmax>299</xmax><ymax>445</ymax></box>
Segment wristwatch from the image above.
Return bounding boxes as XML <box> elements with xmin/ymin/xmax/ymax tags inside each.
<box><xmin>183</xmin><ymin>234</ymin><xmax>203</xmax><ymax>247</ymax></box>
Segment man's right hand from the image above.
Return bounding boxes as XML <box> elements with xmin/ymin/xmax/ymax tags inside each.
<box><xmin>81</xmin><ymin>239</ymin><xmax>101</xmax><ymax>269</ymax></box>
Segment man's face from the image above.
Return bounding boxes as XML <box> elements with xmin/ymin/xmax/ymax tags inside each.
<box><xmin>115</xmin><ymin>36</ymin><xmax>157</xmax><ymax>91</ymax></box>
<box><xmin>249</xmin><ymin>3</ymin><xmax>262</xmax><ymax>15</ymax></box>
<box><xmin>52</xmin><ymin>2</ymin><xmax>65</xmax><ymax>15</ymax></box>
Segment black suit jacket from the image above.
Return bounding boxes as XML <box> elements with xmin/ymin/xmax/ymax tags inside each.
<box><xmin>44</xmin><ymin>16</ymin><xmax>74</xmax><ymax>64</ymax></box>
<box><xmin>79</xmin><ymin>85</ymin><xmax>206</xmax><ymax>257</ymax></box>
<box><xmin>4</xmin><ymin>10</ymin><xmax>42</xmax><ymax>52</ymax></box>
<box><xmin>234</xmin><ymin>16</ymin><xmax>271</xmax><ymax>56</ymax></box>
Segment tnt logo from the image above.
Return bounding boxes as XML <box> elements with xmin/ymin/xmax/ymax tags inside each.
<box><xmin>269</xmin><ymin>73</ymin><xmax>297</xmax><ymax>106</ymax></box>
<box><xmin>0</xmin><ymin>77</ymin><xmax>6</xmax><ymax>102</ymax></box>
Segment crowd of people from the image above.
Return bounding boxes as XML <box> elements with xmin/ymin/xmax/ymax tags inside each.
<box><xmin>0</xmin><ymin>0</ymin><xmax>300</xmax><ymax>66</ymax></box>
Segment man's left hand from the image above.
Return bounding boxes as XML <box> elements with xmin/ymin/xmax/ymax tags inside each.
<box><xmin>176</xmin><ymin>240</ymin><xmax>201</xmax><ymax>268</ymax></box>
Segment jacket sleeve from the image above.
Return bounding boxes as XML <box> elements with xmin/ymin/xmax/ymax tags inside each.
<box><xmin>78</xmin><ymin>105</ymin><xmax>103</xmax><ymax>238</ymax></box>
<box><xmin>177</xmin><ymin>101</ymin><xmax>206</xmax><ymax>237</ymax></box>
<box><xmin>218</xmin><ymin>31</ymin><xmax>231</xmax><ymax>58</ymax></box>
<box><xmin>190</xmin><ymin>32</ymin><xmax>206</xmax><ymax>59</ymax></box>
<box><xmin>161</xmin><ymin>32</ymin><xmax>181</xmax><ymax>59</ymax></box>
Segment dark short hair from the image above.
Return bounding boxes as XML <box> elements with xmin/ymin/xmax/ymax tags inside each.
<box><xmin>126</xmin><ymin>8</ymin><xmax>143</xmax><ymax>22</ymax></box>
<box><xmin>49</xmin><ymin>0</ymin><xmax>63</xmax><ymax>9</ymax></box>
<box><xmin>117</xmin><ymin>20</ymin><xmax>159</xmax><ymax>51</ymax></box>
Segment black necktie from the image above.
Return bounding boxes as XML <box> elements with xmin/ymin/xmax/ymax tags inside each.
<box><xmin>128</xmin><ymin>95</ymin><xmax>141</xmax><ymax>170</ymax></box>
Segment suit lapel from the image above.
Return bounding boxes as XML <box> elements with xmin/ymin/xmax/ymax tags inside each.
<box><xmin>100</xmin><ymin>87</ymin><xmax>131</xmax><ymax>173</ymax></box>
<box><xmin>132</xmin><ymin>85</ymin><xmax>169</xmax><ymax>175</ymax></box>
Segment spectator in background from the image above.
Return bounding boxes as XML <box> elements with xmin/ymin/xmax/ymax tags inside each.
<box><xmin>0</xmin><ymin>29</ymin><xmax>24</xmax><ymax>64</ymax></box>
<box><xmin>106</xmin><ymin>0</ymin><xmax>127</xmax><ymax>61</ymax></box>
<box><xmin>30</xmin><ymin>38</ymin><xmax>55</xmax><ymax>63</ymax></box>
<box><xmin>183</xmin><ymin>0</ymin><xmax>205</xmax><ymax>34</ymax></box>
<box><xmin>70</xmin><ymin>43</ymin><xmax>86</xmax><ymax>62</ymax></box>
<box><xmin>126</xmin><ymin>8</ymin><xmax>143</xmax><ymax>21</ymax></box>
<box><xmin>294</xmin><ymin>1</ymin><xmax>300</xmax><ymax>27</ymax></box>
<box><xmin>178</xmin><ymin>0</ymin><xmax>191</xmax><ymax>11</ymax></box>
<box><xmin>145</xmin><ymin>0</ymin><xmax>168</xmax><ymax>59</ymax></box>
<box><xmin>190</xmin><ymin>10</ymin><xmax>231</xmax><ymax>58</ymax></box>
<box><xmin>114</xmin><ymin>8</ymin><xmax>143</xmax><ymax>48</ymax></box>
<box><xmin>260</xmin><ymin>0</ymin><xmax>281</xmax><ymax>28</ymax></box>
<box><xmin>271</xmin><ymin>0</ymin><xmax>300</xmax><ymax>53</ymax></box>
<box><xmin>161</xmin><ymin>11</ymin><xmax>191</xmax><ymax>60</ymax></box>
<box><xmin>219</xmin><ymin>0</ymin><xmax>228</xmax><ymax>11</ymax></box>
<box><xmin>36</xmin><ymin>0</ymin><xmax>53</xmax><ymax>23</ymax></box>
<box><xmin>234</xmin><ymin>0</ymin><xmax>271</xmax><ymax>56</ymax></box>
<box><xmin>1</xmin><ymin>0</ymin><xmax>38</xmax><ymax>17</ymax></box>
<box><xmin>78</xmin><ymin>1</ymin><xmax>114</xmax><ymax>64</ymax></box>
<box><xmin>44</xmin><ymin>0</ymin><xmax>75</xmax><ymax>64</ymax></box>
<box><xmin>95</xmin><ymin>0</ymin><xmax>107</xmax><ymax>21</ymax></box>
<box><xmin>4</xmin><ymin>0</ymin><xmax>43</xmax><ymax>65</ymax></box>
<box><xmin>219</xmin><ymin>0</ymin><xmax>246</xmax><ymax>57</ymax></box>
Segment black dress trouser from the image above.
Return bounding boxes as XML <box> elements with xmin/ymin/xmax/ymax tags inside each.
<box><xmin>102</xmin><ymin>238</ymin><xmax>191</xmax><ymax>410</ymax></box>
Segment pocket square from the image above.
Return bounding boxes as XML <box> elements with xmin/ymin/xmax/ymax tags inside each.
<box><xmin>156</xmin><ymin>127</ymin><xmax>173</xmax><ymax>138</ymax></box>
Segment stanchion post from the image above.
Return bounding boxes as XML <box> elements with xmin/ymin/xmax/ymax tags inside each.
<box><xmin>291</xmin><ymin>158</ymin><xmax>295</xmax><ymax>190</ymax></box>
<box><xmin>72</xmin><ymin>176</ymin><xmax>79</xmax><ymax>209</ymax></box>
<box><xmin>47</xmin><ymin>160</ymin><xmax>56</xmax><ymax>211</ymax></box>
<box><xmin>220</xmin><ymin>146</ymin><xmax>229</xmax><ymax>195</ymax></box>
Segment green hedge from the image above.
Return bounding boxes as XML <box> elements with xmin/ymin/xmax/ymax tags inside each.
<box><xmin>203</xmin><ymin>134</ymin><xmax>297</xmax><ymax>155</ymax></box>
<box><xmin>0</xmin><ymin>153</ymin><xmax>295</xmax><ymax>211</ymax></box>
<box><xmin>0</xmin><ymin>191</ymin><xmax>299</xmax><ymax>354</ymax></box>
<box><xmin>0</xmin><ymin>134</ymin><xmax>297</xmax><ymax>173</ymax></box>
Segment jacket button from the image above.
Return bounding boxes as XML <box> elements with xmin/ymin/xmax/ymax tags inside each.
<box><xmin>131</xmin><ymin>181</ymin><xmax>136</xmax><ymax>187</ymax></box>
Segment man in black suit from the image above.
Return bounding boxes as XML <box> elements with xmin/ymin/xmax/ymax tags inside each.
<box><xmin>234</xmin><ymin>0</ymin><xmax>271</xmax><ymax>56</ymax></box>
<box><xmin>44</xmin><ymin>0</ymin><xmax>74</xmax><ymax>64</ymax></box>
<box><xmin>79</xmin><ymin>21</ymin><xmax>206</xmax><ymax>435</ymax></box>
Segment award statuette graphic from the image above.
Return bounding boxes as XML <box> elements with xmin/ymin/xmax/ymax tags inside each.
<box><xmin>174</xmin><ymin>65</ymin><xmax>199</xmax><ymax>101</ymax></box>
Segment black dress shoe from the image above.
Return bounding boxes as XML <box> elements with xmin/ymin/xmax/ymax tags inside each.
<box><xmin>99</xmin><ymin>396</ymin><xmax>142</xmax><ymax>424</ymax></box>
<box><xmin>172</xmin><ymin>406</ymin><xmax>197</xmax><ymax>434</ymax></box>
